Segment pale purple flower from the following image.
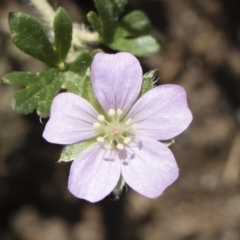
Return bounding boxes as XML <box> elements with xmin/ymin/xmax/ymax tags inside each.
<box><xmin>43</xmin><ymin>52</ymin><xmax>192</xmax><ymax>202</ymax></box>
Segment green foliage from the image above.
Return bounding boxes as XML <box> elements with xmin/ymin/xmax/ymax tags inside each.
<box><xmin>62</xmin><ymin>71</ymin><xmax>83</xmax><ymax>95</ymax></box>
<box><xmin>9</xmin><ymin>12</ymin><xmax>57</xmax><ymax>66</ymax></box>
<box><xmin>114</xmin><ymin>10</ymin><xmax>151</xmax><ymax>38</ymax></box>
<box><xmin>63</xmin><ymin>74</ymin><xmax>102</xmax><ymax>112</ymax></box>
<box><xmin>53</xmin><ymin>7</ymin><xmax>73</xmax><ymax>63</ymax></box>
<box><xmin>110</xmin><ymin>10</ymin><xmax>160</xmax><ymax>56</ymax></box>
<box><xmin>109</xmin><ymin>36</ymin><xmax>160</xmax><ymax>57</ymax></box>
<box><xmin>66</xmin><ymin>50</ymin><xmax>102</xmax><ymax>110</ymax></box>
<box><xmin>140</xmin><ymin>70</ymin><xmax>156</xmax><ymax>95</ymax></box>
<box><xmin>88</xmin><ymin>1</ymin><xmax>160</xmax><ymax>56</ymax></box>
<box><xmin>87</xmin><ymin>11</ymin><xmax>103</xmax><ymax>35</ymax></box>
<box><xmin>3</xmin><ymin>69</ymin><xmax>63</xmax><ymax>117</ymax></box>
<box><xmin>9</xmin><ymin>9</ymin><xmax>73</xmax><ymax>67</ymax></box>
<box><xmin>3</xmin><ymin>50</ymin><xmax>99</xmax><ymax>118</ymax></box>
<box><xmin>79</xmin><ymin>76</ymin><xmax>102</xmax><ymax>112</ymax></box>
<box><xmin>68</xmin><ymin>50</ymin><xmax>100</xmax><ymax>75</ymax></box>
<box><xmin>6</xmin><ymin>4</ymin><xmax>161</xmax><ymax>119</ymax></box>
<box><xmin>89</xmin><ymin>0</ymin><xmax>127</xmax><ymax>42</ymax></box>
<box><xmin>59</xmin><ymin>139</ymin><xmax>96</xmax><ymax>162</ymax></box>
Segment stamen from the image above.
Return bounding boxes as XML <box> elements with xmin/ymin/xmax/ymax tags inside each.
<box><xmin>116</xmin><ymin>143</ymin><xmax>124</xmax><ymax>150</ymax></box>
<box><xmin>132</xmin><ymin>123</ymin><xmax>137</xmax><ymax>130</ymax></box>
<box><xmin>117</xmin><ymin>109</ymin><xmax>123</xmax><ymax>116</ymax></box>
<box><xmin>97</xmin><ymin>137</ymin><xmax>105</xmax><ymax>142</ymax></box>
<box><xmin>124</xmin><ymin>137</ymin><xmax>131</xmax><ymax>144</ymax></box>
<box><xmin>125</xmin><ymin>118</ymin><xmax>132</xmax><ymax>126</ymax></box>
<box><xmin>97</xmin><ymin>115</ymin><xmax>105</xmax><ymax>122</ymax></box>
<box><xmin>105</xmin><ymin>144</ymin><xmax>112</xmax><ymax>150</ymax></box>
<box><xmin>95</xmin><ymin>109</ymin><xmax>136</xmax><ymax>150</ymax></box>
<box><xmin>93</xmin><ymin>122</ymin><xmax>101</xmax><ymax>129</ymax></box>
<box><xmin>108</xmin><ymin>108</ymin><xmax>116</xmax><ymax>116</ymax></box>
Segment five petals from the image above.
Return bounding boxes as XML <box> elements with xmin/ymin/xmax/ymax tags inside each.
<box><xmin>43</xmin><ymin>52</ymin><xmax>192</xmax><ymax>202</ymax></box>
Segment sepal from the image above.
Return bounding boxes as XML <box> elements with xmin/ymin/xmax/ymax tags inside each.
<box><xmin>59</xmin><ymin>139</ymin><xmax>96</xmax><ymax>162</ymax></box>
<box><xmin>140</xmin><ymin>70</ymin><xmax>156</xmax><ymax>95</ymax></box>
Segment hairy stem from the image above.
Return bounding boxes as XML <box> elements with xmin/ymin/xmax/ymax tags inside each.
<box><xmin>29</xmin><ymin>0</ymin><xmax>55</xmax><ymax>27</ymax></box>
<box><xmin>29</xmin><ymin>0</ymin><xmax>99</xmax><ymax>59</ymax></box>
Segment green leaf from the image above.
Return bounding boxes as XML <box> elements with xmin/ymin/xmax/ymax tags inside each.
<box><xmin>115</xmin><ymin>10</ymin><xmax>151</xmax><ymax>39</ymax></box>
<box><xmin>62</xmin><ymin>73</ymin><xmax>101</xmax><ymax>111</ymax></box>
<box><xmin>64</xmin><ymin>50</ymin><xmax>102</xmax><ymax>110</ymax></box>
<box><xmin>109</xmin><ymin>35</ymin><xmax>160</xmax><ymax>56</ymax></box>
<box><xmin>88</xmin><ymin>1</ymin><xmax>160</xmax><ymax>57</ymax></box>
<box><xmin>3</xmin><ymin>71</ymin><xmax>37</xmax><ymax>86</ymax></box>
<box><xmin>140</xmin><ymin>70</ymin><xmax>156</xmax><ymax>95</ymax></box>
<box><xmin>64</xmin><ymin>50</ymin><xmax>101</xmax><ymax>96</ymax></box>
<box><xmin>3</xmin><ymin>69</ymin><xmax>63</xmax><ymax>117</ymax></box>
<box><xmin>87</xmin><ymin>11</ymin><xmax>102</xmax><ymax>35</ymax></box>
<box><xmin>68</xmin><ymin>50</ymin><xmax>99</xmax><ymax>75</ymax></box>
<box><xmin>63</xmin><ymin>71</ymin><xmax>83</xmax><ymax>95</ymax></box>
<box><xmin>9</xmin><ymin>12</ymin><xmax>56</xmax><ymax>65</ymax></box>
<box><xmin>54</xmin><ymin>7</ymin><xmax>72</xmax><ymax>62</ymax></box>
<box><xmin>91</xmin><ymin>0</ymin><xmax>127</xmax><ymax>42</ymax></box>
<box><xmin>59</xmin><ymin>138</ymin><xmax>96</xmax><ymax>162</ymax></box>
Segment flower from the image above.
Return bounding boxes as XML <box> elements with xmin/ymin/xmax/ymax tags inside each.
<box><xmin>43</xmin><ymin>52</ymin><xmax>192</xmax><ymax>202</ymax></box>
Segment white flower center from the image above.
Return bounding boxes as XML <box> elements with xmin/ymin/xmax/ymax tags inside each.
<box><xmin>93</xmin><ymin>108</ymin><xmax>137</xmax><ymax>150</ymax></box>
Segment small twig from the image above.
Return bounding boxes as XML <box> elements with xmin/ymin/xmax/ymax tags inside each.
<box><xmin>29</xmin><ymin>0</ymin><xmax>55</xmax><ymax>28</ymax></box>
<box><xmin>29</xmin><ymin>0</ymin><xmax>99</xmax><ymax>61</ymax></box>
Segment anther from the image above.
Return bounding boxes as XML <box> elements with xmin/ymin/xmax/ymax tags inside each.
<box><xmin>97</xmin><ymin>137</ymin><xmax>105</xmax><ymax>142</ymax></box>
<box><xmin>124</xmin><ymin>137</ymin><xmax>131</xmax><ymax>144</ymax></box>
<box><xmin>105</xmin><ymin>144</ymin><xmax>112</xmax><ymax>150</ymax></box>
<box><xmin>116</xmin><ymin>143</ymin><xmax>124</xmax><ymax>150</ymax></box>
<box><xmin>93</xmin><ymin>122</ymin><xmax>101</xmax><ymax>129</ymax></box>
<box><xmin>132</xmin><ymin>123</ymin><xmax>137</xmax><ymax>130</ymax></box>
<box><xmin>97</xmin><ymin>115</ymin><xmax>105</xmax><ymax>122</ymax></box>
<box><xmin>117</xmin><ymin>109</ymin><xmax>123</xmax><ymax>116</ymax></box>
<box><xmin>125</xmin><ymin>118</ymin><xmax>132</xmax><ymax>126</ymax></box>
<box><xmin>108</xmin><ymin>108</ymin><xmax>116</xmax><ymax>116</ymax></box>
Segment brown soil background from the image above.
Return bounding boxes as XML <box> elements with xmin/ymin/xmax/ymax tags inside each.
<box><xmin>1</xmin><ymin>0</ymin><xmax>240</xmax><ymax>240</ymax></box>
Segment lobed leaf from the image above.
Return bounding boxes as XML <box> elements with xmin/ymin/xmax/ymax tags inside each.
<box><xmin>68</xmin><ymin>50</ymin><xmax>100</xmax><ymax>75</ymax></box>
<box><xmin>63</xmin><ymin>71</ymin><xmax>83</xmax><ymax>95</ymax></box>
<box><xmin>3</xmin><ymin>69</ymin><xmax>63</xmax><ymax>118</ymax></box>
<box><xmin>62</xmin><ymin>73</ymin><xmax>102</xmax><ymax>112</ymax></box>
<box><xmin>9</xmin><ymin>12</ymin><xmax>57</xmax><ymax>65</ymax></box>
<box><xmin>3</xmin><ymin>71</ymin><xmax>38</xmax><ymax>86</ymax></box>
<box><xmin>63</xmin><ymin>50</ymin><xmax>101</xmax><ymax>103</ymax></box>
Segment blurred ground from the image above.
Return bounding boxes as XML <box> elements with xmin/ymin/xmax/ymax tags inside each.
<box><xmin>1</xmin><ymin>0</ymin><xmax>240</xmax><ymax>240</ymax></box>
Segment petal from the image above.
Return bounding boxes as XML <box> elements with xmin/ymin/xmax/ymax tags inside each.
<box><xmin>43</xmin><ymin>93</ymin><xmax>99</xmax><ymax>145</ymax></box>
<box><xmin>127</xmin><ymin>84</ymin><xmax>193</xmax><ymax>140</ymax></box>
<box><xmin>121</xmin><ymin>137</ymin><xmax>179</xmax><ymax>198</ymax></box>
<box><xmin>68</xmin><ymin>143</ymin><xmax>121</xmax><ymax>202</ymax></box>
<box><xmin>91</xmin><ymin>52</ymin><xmax>142</xmax><ymax>113</ymax></box>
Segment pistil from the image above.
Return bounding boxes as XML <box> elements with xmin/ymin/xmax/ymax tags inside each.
<box><xmin>93</xmin><ymin>108</ymin><xmax>137</xmax><ymax>150</ymax></box>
